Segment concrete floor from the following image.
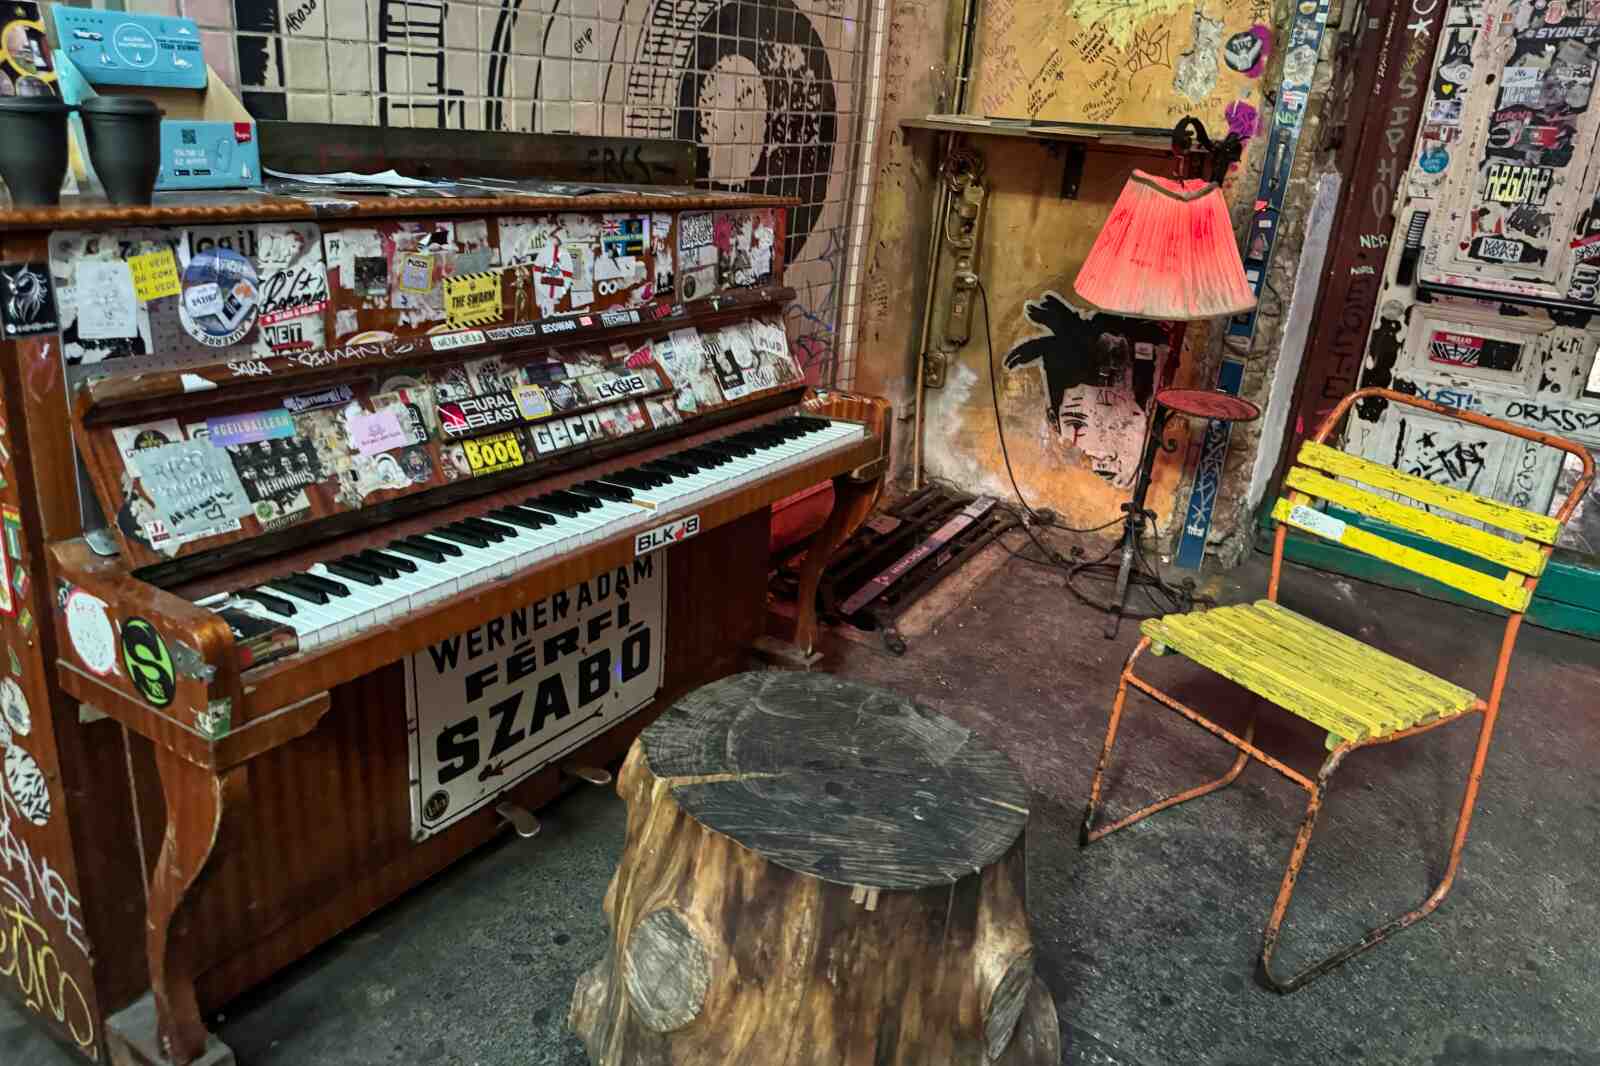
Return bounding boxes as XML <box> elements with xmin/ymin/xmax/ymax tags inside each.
<box><xmin>6</xmin><ymin>547</ymin><xmax>1600</xmax><ymax>1065</ymax></box>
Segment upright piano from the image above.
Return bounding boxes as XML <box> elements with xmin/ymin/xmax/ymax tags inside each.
<box><xmin>0</xmin><ymin>184</ymin><xmax>886</xmax><ymax>1065</ymax></box>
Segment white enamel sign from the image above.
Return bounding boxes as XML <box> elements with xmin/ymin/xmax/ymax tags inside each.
<box><xmin>405</xmin><ymin>554</ymin><xmax>665</xmax><ymax>839</ymax></box>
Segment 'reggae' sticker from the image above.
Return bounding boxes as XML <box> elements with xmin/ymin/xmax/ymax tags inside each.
<box><xmin>0</xmin><ymin>676</ymin><xmax>29</xmax><ymax>738</ymax></box>
<box><xmin>4</xmin><ymin>747</ymin><xmax>51</xmax><ymax>826</ymax></box>
<box><xmin>179</xmin><ymin>247</ymin><xmax>259</xmax><ymax>348</ymax></box>
<box><xmin>64</xmin><ymin>589</ymin><xmax>118</xmax><ymax>676</ymax></box>
<box><xmin>121</xmin><ymin>616</ymin><xmax>176</xmax><ymax>707</ymax></box>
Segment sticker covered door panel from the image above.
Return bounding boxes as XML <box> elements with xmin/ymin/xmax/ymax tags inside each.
<box><xmin>1430</xmin><ymin>4</ymin><xmax>1600</xmax><ymax>298</ymax></box>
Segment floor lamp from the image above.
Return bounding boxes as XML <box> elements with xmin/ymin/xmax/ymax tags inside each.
<box><xmin>1069</xmin><ymin>119</ymin><xmax>1258</xmax><ymax>638</ymax></box>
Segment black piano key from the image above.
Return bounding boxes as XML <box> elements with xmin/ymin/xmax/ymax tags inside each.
<box><xmin>547</xmin><ymin>490</ymin><xmax>599</xmax><ymax>511</ymax></box>
<box><xmin>296</xmin><ymin>572</ymin><xmax>351</xmax><ymax>597</ymax></box>
<box><xmin>460</xmin><ymin>517</ymin><xmax>513</xmax><ymax>542</ymax></box>
<box><xmin>435</xmin><ymin>524</ymin><xmax>490</xmax><ymax>549</ymax></box>
<box><xmin>268</xmin><ymin>577</ymin><xmax>330</xmax><ymax>606</ymax></box>
<box><xmin>641</xmin><ymin>461</ymin><xmax>686</xmax><ymax>481</ymax></box>
<box><xmin>577</xmin><ymin>479</ymin><xmax>632</xmax><ymax>502</ymax></box>
<box><xmin>408</xmin><ymin>533</ymin><xmax>462</xmax><ymax>558</ymax></box>
<box><xmin>527</xmin><ymin>495</ymin><xmax>581</xmax><ymax>518</ymax></box>
<box><xmin>389</xmin><ymin>539</ymin><xmax>446</xmax><ymax>564</ymax></box>
<box><xmin>489</xmin><ymin>507</ymin><xmax>549</xmax><ymax>531</ymax></box>
<box><xmin>237</xmin><ymin>588</ymin><xmax>296</xmax><ymax>617</ymax></box>
<box><xmin>325</xmin><ymin>560</ymin><xmax>384</xmax><ymax>587</ymax></box>
<box><xmin>355</xmin><ymin>550</ymin><xmax>408</xmax><ymax>577</ymax></box>
<box><xmin>654</xmin><ymin>456</ymin><xmax>699</xmax><ymax>475</ymax></box>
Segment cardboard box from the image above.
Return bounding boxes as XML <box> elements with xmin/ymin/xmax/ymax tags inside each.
<box><xmin>48</xmin><ymin>6</ymin><xmax>259</xmax><ymax>191</ymax></box>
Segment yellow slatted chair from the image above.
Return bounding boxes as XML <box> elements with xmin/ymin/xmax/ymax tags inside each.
<box><xmin>1078</xmin><ymin>387</ymin><xmax>1596</xmax><ymax>992</ymax></box>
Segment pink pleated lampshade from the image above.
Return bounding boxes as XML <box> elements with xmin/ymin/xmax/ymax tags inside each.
<box><xmin>1073</xmin><ymin>170</ymin><xmax>1257</xmax><ymax>321</ymax></box>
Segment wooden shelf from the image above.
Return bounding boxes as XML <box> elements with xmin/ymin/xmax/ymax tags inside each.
<box><xmin>901</xmin><ymin>116</ymin><xmax>1173</xmax><ymax>154</ymax></box>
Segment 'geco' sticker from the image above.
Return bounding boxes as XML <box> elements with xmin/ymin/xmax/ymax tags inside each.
<box><xmin>462</xmin><ymin>431</ymin><xmax>525</xmax><ymax>476</ymax></box>
<box><xmin>121</xmin><ymin>616</ymin><xmax>177</xmax><ymax>707</ymax></box>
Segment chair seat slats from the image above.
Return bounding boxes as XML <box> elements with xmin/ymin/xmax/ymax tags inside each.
<box><xmin>1142</xmin><ymin>601</ymin><xmax>1479</xmax><ymax>745</ymax></box>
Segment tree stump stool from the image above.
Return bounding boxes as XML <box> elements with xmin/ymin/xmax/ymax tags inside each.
<box><xmin>570</xmin><ymin>671</ymin><xmax>1059</xmax><ymax>1066</ymax></box>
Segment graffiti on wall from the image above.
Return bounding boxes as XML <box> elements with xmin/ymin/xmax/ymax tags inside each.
<box><xmin>231</xmin><ymin>0</ymin><xmax>857</xmax><ymax>386</ymax></box>
<box><xmin>1002</xmin><ymin>291</ymin><xmax>1169</xmax><ymax>488</ymax></box>
<box><xmin>0</xmin><ymin>673</ymin><xmax>94</xmax><ymax>1057</ymax></box>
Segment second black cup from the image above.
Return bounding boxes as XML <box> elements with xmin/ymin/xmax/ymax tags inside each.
<box><xmin>81</xmin><ymin>96</ymin><xmax>163</xmax><ymax>205</ymax></box>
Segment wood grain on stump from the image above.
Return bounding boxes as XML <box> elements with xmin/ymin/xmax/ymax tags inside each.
<box><xmin>570</xmin><ymin>672</ymin><xmax>1059</xmax><ymax>1066</ymax></box>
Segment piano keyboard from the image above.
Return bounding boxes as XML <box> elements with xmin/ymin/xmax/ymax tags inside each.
<box><xmin>197</xmin><ymin>415</ymin><xmax>866</xmax><ymax>656</ymax></box>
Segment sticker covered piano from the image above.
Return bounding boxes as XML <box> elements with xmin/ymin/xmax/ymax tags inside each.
<box><xmin>0</xmin><ymin>185</ymin><xmax>887</xmax><ymax>1065</ymax></box>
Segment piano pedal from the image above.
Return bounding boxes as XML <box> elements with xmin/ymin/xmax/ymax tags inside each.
<box><xmin>494</xmin><ymin>801</ymin><xmax>542</xmax><ymax>839</ymax></box>
<box><xmin>562</xmin><ymin>764</ymin><xmax>613</xmax><ymax>786</ymax></box>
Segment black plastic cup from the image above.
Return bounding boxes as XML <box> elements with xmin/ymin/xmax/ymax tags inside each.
<box><xmin>81</xmin><ymin>96</ymin><xmax>163</xmax><ymax>205</ymax></box>
<box><xmin>0</xmin><ymin>95</ymin><xmax>72</xmax><ymax>206</ymax></box>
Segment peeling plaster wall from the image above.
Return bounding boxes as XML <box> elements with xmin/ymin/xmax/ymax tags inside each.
<box><xmin>878</xmin><ymin>0</ymin><xmax>1351</xmax><ymax>560</ymax></box>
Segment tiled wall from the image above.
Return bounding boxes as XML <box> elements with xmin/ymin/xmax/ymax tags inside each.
<box><xmin>107</xmin><ymin>0</ymin><xmax>879</xmax><ymax>386</ymax></box>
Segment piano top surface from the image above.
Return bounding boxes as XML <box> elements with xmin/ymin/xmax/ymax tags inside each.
<box><xmin>0</xmin><ymin>183</ymin><xmax>801</xmax><ymax>232</ymax></box>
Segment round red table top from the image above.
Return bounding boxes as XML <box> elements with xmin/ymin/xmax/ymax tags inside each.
<box><xmin>1156</xmin><ymin>388</ymin><xmax>1262</xmax><ymax>422</ymax></box>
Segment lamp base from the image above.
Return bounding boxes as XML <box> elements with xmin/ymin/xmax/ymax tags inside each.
<box><xmin>1066</xmin><ymin>527</ymin><xmax>1197</xmax><ymax>640</ymax></box>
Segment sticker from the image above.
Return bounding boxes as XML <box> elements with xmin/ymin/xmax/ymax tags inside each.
<box><xmin>461</xmin><ymin>431</ymin><xmax>525</xmax><ymax>475</ymax></box>
<box><xmin>398</xmin><ymin>253</ymin><xmax>435</xmax><ymax>293</ymax></box>
<box><xmin>0</xmin><ymin>676</ymin><xmax>29</xmax><ymax>736</ymax></box>
<box><xmin>1467</xmin><ymin>235</ymin><xmax>1545</xmax><ymax>264</ymax></box>
<box><xmin>444</xmin><ymin>271</ymin><xmax>502</xmax><ymax>328</ymax></box>
<box><xmin>7</xmin><ymin>646</ymin><xmax>20</xmax><ymax>678</ymax></box>
<box><xmin>229</xmin><ymin>436</ymin><xmax>322</xmax><ymax>511</ymax></box>
<box><xmin>347</xmin><ymin>409</ymin><xmax>411</xmax><ymax>455</ymax></box>
<box><xmin>635</xmin><ymin>513</ymin><xmax>701</xmax><ymax>555</ymax></box>
<box><xmin>179</xmin><ymin>247</ymin><xmax>259</xmax><ymax>348</ymax></box>
<box><xmin>431</xmin><ymin>329</ymin><xmax>485</xmax><ymax>352</ymax></box>
<box><xmin>1</xmin><ymin>507</ymin><xmax>20</xmax><ymax>566</ymax></box>
<box><xmin>196</xmin><ymin>699</ymin><xmax>231</xmax><ymax>739</ymax></box>
<box><xmin>513</xmin><ymin>384</ymin><xmax>552</xmax><ymax>421</ymax></box>
<box><xmin>1428</xmin><ymin>332</ymin><xmax>1521</xmax><ymax>371</ymax></box>
<box><xmin>0</xmin><ymin>505</ymin><xmax>10</xmax><ymax>617</ymax></box>
<box><xmin>63</xmin><ymin>589</ymin><xmax>116</xmax><ymax>672</ymax></box>
<box><xmin>1419</xmin><ymin>145</ymin><xmax>1449</xmax><ymax>174</ymax></box>
<box><xmin>1286</xmin><ymin>504</ymin><xmax>1346</xmax><ymax>542</ymax></box>
<box><xmin>0</xmin><ymin>261</ymin><xmax>57</xmax><ymax>336</ymax></box>
<box><xmin>601</xmin><ymin>215</ymin><xmax>649</xmax><ymax>257</ymax></box>
<box><xmin>16</xmin><ymin>607</ymin><xmax>31</xmax><ymax>637</ymax></box>
<box><xmin>129</xmin><ymin>248</ymin><xmax>182</xmax><ymax>302</ymax></box>
<box><xmin>1482</xmin><ymin>163</ymin><xmax>1552</xmax><ymax>206</ymax></box>
<box><xmin>10</xmin><ymin>568</ymin><xmax>25</xmax><ymax>601</ymax></box>
<box><xmin>439</xmin><ymin>392</ymin><xmax>521</xmax><ymax>438</ymax></box>
<box><xmin>4</xmin><ymin>748</ymin><xmax>50</xmax><ymax>826</ymax></box>
<box><xmin>284</xmin><ymin>383</ymin><xmax>355</xmax><ymax>413</ymax></box>
<box><xmin>354</xmin><ymin>255</ymin><xmax>388</xmax><ymax>296</ymax></box>
<box><xmin>75</xmin><ymin>259</ymin><xmax>139</xmax><ymax>340</ymax></box>
<box><xmin>112</xmin><ymin>420</ymin><xmax>184</xmax><ymax>460</ymax></box>
<box><xmin>205</xmin><ymin>408</ymin><xmax>295</xmax><ymax>446</ymax></box>
<box><xmin>121</xmin><ymin>617</ymin><xmax>176</xmax><ymax>707</ymax></box>
<box><xmin>129</xmin><ymin>439</ymin><xmax>254</xmax><ymax>540</ymax></box>
<box><xmin>399</xmin><ymin>445</ymin><xmax>434</xmax><ymax>484</ymax></box>
<box><xmin>1223</xmin><ymin>29</ymin><xmax>1264</xmax><ymax>73</ymax></box>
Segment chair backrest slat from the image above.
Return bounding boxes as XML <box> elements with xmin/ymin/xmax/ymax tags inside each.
<box><xmin>1271</xmin><ymin>498</ymin><xmax>1533</xmax><ymax>611</ymax></box>
<box><xmin>1282</xmin><ymin>467</ymin><xmax>1547</xmax><ymax>577</ymax></box>
<box><xmin>1297</xmin><ymin>441</ymin><xmax>1562</xmax><ymax>544</ymax></box>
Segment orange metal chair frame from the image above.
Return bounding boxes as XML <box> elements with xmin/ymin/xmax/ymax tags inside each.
<box><xmin>1078</xmin><ymin>387</ymin><xmax>1596</xmax><ymax>992</ymax></box>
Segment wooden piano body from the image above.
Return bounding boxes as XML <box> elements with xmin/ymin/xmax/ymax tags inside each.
<box><xmin>0</xmin><ymin>187</ymin><xmax>887</xmax><ymax>1065</ymax></box>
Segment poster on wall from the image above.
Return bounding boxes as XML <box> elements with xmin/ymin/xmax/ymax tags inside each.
<box><xmin>405</xmin><ymin>555</ymin><xmax>665</xmax><ymax>840</ymax></box>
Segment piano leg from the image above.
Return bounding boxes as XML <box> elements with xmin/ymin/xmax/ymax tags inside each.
<box><xmin>792</xmin><ymin>473</ymin><xmax>882</xmax><ymax>656</ymax></box>
<box><xmin>145</xmin><ymin>748</ymin><xmax>249</xmax><ymax>1065</ymax></box>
